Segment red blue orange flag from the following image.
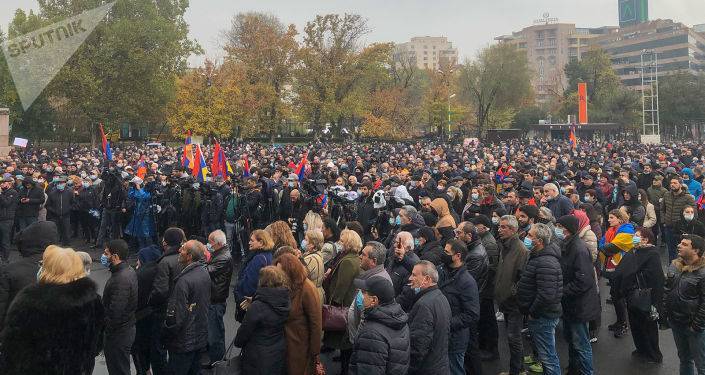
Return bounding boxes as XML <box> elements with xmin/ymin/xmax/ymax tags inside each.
<box><xmin>99</xmin><ymin>123</ymin><xmax>112</xmax><ymax>161</ymax></box>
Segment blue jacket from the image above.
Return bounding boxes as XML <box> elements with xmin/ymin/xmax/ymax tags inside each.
<box><xmin>235</xmin><ymin>250</ymin><xmax>273</xmax><ymax>302</ymax></box>
<box><xmin>682</xmin><ymin>168</ymin><xmax>703</xmax><ymax>199</ymax></box>
<box><xmin>125</xmin><ymin>188</ymin><xmax>154</xmax><ymax>238</ymax></box>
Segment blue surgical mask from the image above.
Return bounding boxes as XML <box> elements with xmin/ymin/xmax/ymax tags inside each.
<box><xmin>36</xmin><ymin>266</ymin><xmax>43</xmax><ymax>281</ymax></box>
<box><xmin>301</xmin><ymin>239</ymin><xmax>308</xmax><ymax>250</ymax></box>
<box><xmin>560</xmin><ymin>187</ymin><xmax>566</xmax><ymax>194</ymax></box>
<box><xmin>355</xmin><ymin>290</ymin><xmax>364</xmax><ymax>310</ymax></box>
<box><xmin>413</xmin><ymin>287</ymin><xmax>421</xmax><ymax>294</ymax></box>
<box><xmin>632</xmin><ymin>236</ymin><xmax>641</xmax><ymax>245</ymax></box>
<box><xmin>206</xmin><ymin>243</ymin><xmax>214</xmax><ymax>252</ymax></box>
<box><xmin>303</xmin><ymin>223</ymin><xmax>308</xmax><ymax>231</ymax></box>
<box><xmin>395</xmin><ymin>215</ymin><xmax>401</xmax><ymax>226</ymax></box>
<box><xmin>523</xmin><ymin>237</ymin><xmax>534</xmax><ymax>251</ymax></box>
<box><xmin>584</xmin><ymin>195</ymin><xmax>591</xmax><ymax>202</ymax></box>
<box><xmin>554</xmin><ymin>227</ymin><xmax>565</xmax><ymax>240</ymax></box>
<box><xmin>542</xmin><ymin>176</ymin><xmax>549</xmax><ymax>181</ymax></box>
<box><xmin>82</xmin><ymin>182</ymin><xmax>90</xmax><ymax>188</ymax></box>
<box><xmin>100</xmin><ymin>254</ymin><xmax>110</xmax><ymax>267</ymax></box>
<box><xmin>471</xmin><ymin>193</ymin><xmax>479</xmax><ymax>200</ymax></box>
<box><xmin>56</xmin><ymin>184</ymin><xmax>66</xmax><ymax>191</ymax></box>
<box><xmin>414</xmin><ymin>238</ymin><xmax>420</xmax><ymax>247</ymax></box>
<box><xmin>192</xmin><ymin>183</ymin><xmax>200</xmax><ymax>189</ymax></box>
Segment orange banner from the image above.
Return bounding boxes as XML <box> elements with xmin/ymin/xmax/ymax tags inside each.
<box><xmin>578</xmin><ymin>82</ymin><xmax>588</xmax><ymax>124</ymax></box>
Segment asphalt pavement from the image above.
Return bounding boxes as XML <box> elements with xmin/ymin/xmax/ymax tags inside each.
<box><xmin>6</xmin><ymin>240</ymin><xmax>680</xmax><ymax>374</ymax></box>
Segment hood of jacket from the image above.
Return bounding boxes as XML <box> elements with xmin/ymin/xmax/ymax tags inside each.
<box><xmin>410</xmin><ymin>213</ymin><xmax>426</xmax><ymax>228</ymax></box>
<box><xmin>533</xmin><ymin>241</ymin><xmax>561</xmax><ymax>260</ymax></box>
<box><xmin>255</xmin><ymin>286</ymin><xmax>291</xmax><ymax>316</ymax></box>
<box><xmin>364</xmin><ymin>301</ymin><xmax>408</xmax><ymax>330</ymax></box>
<box><xmin>16</xmin><ymin>220</ymin><xmax>59</xmax><ymax>257</ymax></box>
<box><xmin>430</xmin><ymin>198</ymin><xmax>456</xmax><ymax>229</ymax></box>
<box><xmin>672</xmin><ymin>255</ymin><xmax>705</xmax><ymax>273</ymax></box>
<box><xmin>682</xmin><ymin>168</ymin><xmax>695</xmax><ymax>181</ymax></box>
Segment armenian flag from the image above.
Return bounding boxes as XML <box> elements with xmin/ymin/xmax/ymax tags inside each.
<box><xmin>136</xmin><ymin>156</ymin><xmax>147</xmax><ymax>179</ymax></box>
<box><xmin>243</xmin><ymin>154</ymin><xmax>250</xmax><ymax>177</ymax></box>
<box><xmin>211</xmin><ymin>140</ymin><xmax>228</xmax><ymax>178</ymax></box>
<box><xmin>182</xmin><ymin>130</ymin><xmax>193</xmax><ymax>169</ymax></box>
<box><xmin>599</xmin><ymin>222</ymin><xmax>635</xmax><ymax>271</ymax></box>
<box><xmin>192</xmin><ymin>144</ymin><xmax>209</xmax><ymax>182</ymax></box>
<box><xmin>295</xmin><ymin>151</ymin><xmax>308</xmax><ymax>182</ymax></box>
<box><xmin>99</xmin><ymin>123</ymin><xmax>112</xmax><ymax>161</ymax></box>
<box><xmin>569</xmin><ymin>126</ymin><xmax>578</xmax><ymax>150</ymax></box>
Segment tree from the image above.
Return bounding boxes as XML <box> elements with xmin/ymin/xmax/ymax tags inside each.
<box><xmin>659</xmin><ymin>72</ymin><xmax>705</xmax><ymax>138</ymax></box>
<box><xmin>457</xmin><ymin>43</ymin><xmax>532</xmax><ymax>138</ymax></box>
<box><xmin>512</xmin><ymin>106</ymin><xmax>547</xmax><ymax>130</ymax></box>
<box><xmin>295</xmin><ymin>13</ymin><xmax>372</xmax><ymax>139</ymax></box>
<box><xmin>222</xmin><ymin>12</ymin><xmax>298</xmax><ymax>141</ymax></box>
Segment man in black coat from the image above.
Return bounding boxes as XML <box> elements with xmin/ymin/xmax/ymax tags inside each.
<box><xmin>46</xmin><ymin>177</ymin><xmax>73</xmax><ymax>246</ymax></box>
<box><xmin>407</xmin><ymin>260</ymin><xmax>452</xmax><ymax>375</ymax></box>
<box><xmin>517</xmin><ymin>224</ymin><xmax>563</xmax><ymax>375</ymax></box>
<box><xmin>163</xmin><ymin>240</ymin><xmax>211</xmax><ymax>375</ymax></box>
<box><xmin>385</xmin><ymin>231</ymin><xmax>420</xmax><ymax>296</ymax></box>
<box><xmin>357</xmin><ymin>181</ymin><xmax>379</xmax><ymax>242</ymax></box>
<box><xmin>439</xmin><ymin>239</ymin><xmax>480</xmax><ymax>375</ymax></box>
<box><xmin>0</xmin><ymin>220</ymin><xmax>58</xmax><ymax>331</ymax></box>
<box><xmin>15</xmin><ymin>178</ymin><xmax>45</xmax><ymax>231</ymax></box>
<box><xmin>206</xmin><ymin>229</ymin><xmax>234</xmax><ymax>364</ymax></box>
<box><xmin>456</xmin><ymin>221</ymin><xmax>489</xmax><ymax>294</ymax></box>
<box><xmin>102</xmin><ymin>239</ymin><xmax>138</xmax><ymax>375</ymax></box>
<box><xmin>349</xmin><ymin>276</ymin><xmax>410</xmax><ymax>375</ymax></box>
<box><xmin>0</xmin><ymin>176</ymin><xmax>18</xmax><ymax>262</ymax></box>
<box><xmin>556</xmin><ymin>215</ymin><xmax>600</xmax><ymax>375</ymax></box>
<box><xmin>148</xmin><ymin>227</ymin><xmax>186</xmax><ymax>374</ymax></box>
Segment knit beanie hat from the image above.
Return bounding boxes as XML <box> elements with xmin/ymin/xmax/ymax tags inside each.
<box><xmin>556</xmin><ymin>215</ymin><xmax>580</xmax><ymax>236</ymax></box>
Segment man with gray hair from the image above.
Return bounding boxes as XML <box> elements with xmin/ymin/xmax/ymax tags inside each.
<box><xmin>495</xmin><ymin>215</ymin><xmax>529</xmax><ymax>375</ymax></box>
<box><xmin>206</xmin><ymin>230</ymin><xmax>233</xmax><ymax>364</ymax></box>
<box><xmin>542</xmin><ymin>182</ymin><xmax>574</xmax><ymax>220</ymax></box>
<box><xmin>386</xmin><ymin>231</ymin><xmax>420</xmax><ymax>296</ymax></box>
<box><xmin>517</xmin><ymin>224</ymin><xmax>563</xmax><ymax>375</ymax></box>
<box><xmin>348</xmin><ymin>241</ymin><xmax>394</xmax><ymax>340</ymax></box>
<box><xmin>164</xmin><ymin>240</ymin><xmax>211</xmax><ymax>374</ymax></box>
<box><xmin>407</xmin><ymin>261</ymin><xmax>452</xmax><ymax>374</ymax></box>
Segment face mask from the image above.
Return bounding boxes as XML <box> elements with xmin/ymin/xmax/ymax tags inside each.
<box><xmin>206</xmin><ymin>243</ymin><xmax>214</xmax><ymax>252</ymax></box>
<box><xmin>414</xmin><ymin>238</ymin><xmax>420</xmax><ymax>247</ymax></box>
<box><xmin>56</xmin><ymin>184</ymin><xmax>66</xmax><ymax>191</ymax></box>
<box><xmin>471</xmin><ymin>193</ymin><xmax>479</xmax><ymax>200</ymax></box>
<box><xmin>584</xmin><ymin>195</ymin><xmax>591</xmax><ymax>202</ymax></box>
<box><xmin>491</xmin><ymin>217</ymin><xmax>500</xmax><ymax>225</ymax></box>
<box><xmin>542</xmin><ymin>176</ymin><xmax>549</xmax><ymax>181</ymax></box>
<box><xmin>395</xmin><ymin>216</ymin><xmax>401</xmax><ymax>226</ymax></box>
<box><xmin>82</xmin><ymin>182</ymin><xmax>89</xmax><ymax>188</ymax></box>
<box><xmin>100</xmin><ymin>254</ymin><xmax>110</xmax><ymax>267</ymax></box>
<box><xmin>36</xmin><ymin>266</ymin><xmax>43</xmax><ymax>281</ymax></box>
<box><xmin>523</xmin><ymin>237</ymin><xmax>534</xmax><ymax>251</ymax></box>
<box><xmin>301</xmin><ymin>239</ymin><xmax>308</xmax><ymax>250</ymax></box>
<box><xmin>303</xmin><ymin>223</ymin><xmax>308</xmax><ymax>231</ymax></box>
<box><xmin>441</xmin><ymin>252</ymin><xmax>454</xmax><ymax>267</ymax></box>
<box><xmin>554</xmin><ymin>227</ymin><xmax>565</xmax><ymax>240</ymax></box>
<box><xmin>413</xmin><ymin>287</ymin><xmax>421</xmax><ymax>294</ymax></box>
<box><xmin>560</xmin><ymin>187</ymin><xmax>566</xmax><ymax>194</ymax></box>
<box><xmin>389</xmin><ymin>217</ymin><xmax>395</xmax><ymax>225</ymax></box>
<box><xmin>685</xmin><ymin>214</ymin><xmax>695</xmax><ymax>221</ymax></box>
<box><xmin>161</xmin><ymin>181</ymin><xmax>168</xmax><ymax>186</ymax></box>
<box><xmin>355</xmin><ymin>290</ymin><xmax>364</xmax><ymax>311</ymax></box>
<box><xmin>192</xmin><ymin>183</ymin><xmax>200</xmax><ymax>189</ymax></box>
<box><xmin>633</xmin><ymin>236</ymin><xmax>641</xmax><ymax>245</ymax></box>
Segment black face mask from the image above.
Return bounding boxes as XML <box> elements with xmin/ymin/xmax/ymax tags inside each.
<box><xmin>441</xmin><ymin>252</ymin><xmax>454</xmax><ymax>268</ymax></box>
<box><xmin>536</xmin><ymin>217</ymin><xmax>551</xmax><ymax>225</ymax></box>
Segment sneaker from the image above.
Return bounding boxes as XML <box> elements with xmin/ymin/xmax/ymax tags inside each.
<box><xmin>614</xmin><ymin>325</ymin><xmax>629</xmax><ymax>338</ymax></box>
<box><xmin>496</xmin><ymin>311</ymin><xmax>505</xmax><ymax>322</ymax></box>
<box><xmin>608</xmin><ymin>321</ymin><xmax>625</xmax><ymax>331</ymax></box>
<box><xmin>589</xmin><ymin>336</ymin><xmax>598</xmax><ymax>343</ymax></box>
<box><xmin>523</xmin><ymin>355</ymin><xmax>535</xmax><ymax>365</ymax></box>
<box><xmin>528</xmin><ymin>362</ymin><xmax>544</xmax><ymax>373</ymax></box>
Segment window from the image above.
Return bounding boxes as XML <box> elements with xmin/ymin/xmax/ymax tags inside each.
<box><xmin>548</xmin><ymin>55</ymin><xmax>557</xmax><ymax>65</ymax></box>
<box><xmin>424</xmin><ymin>45</ymin><xmax>428</xmax><ymax>49</ymax></box>
<box><xmin>548</xmin><ymin>38</ymin><xmax>556</xmax><ymax>46</ymax></box>
<box><xmin>433</xmin><ymin>45</ymin><xmax>436</xmax><ymax>49</ymax></box>
<box><xmin>424</xmin><ymin>50</ymin><xmax>427</xmax><ymax>55</ymax></box>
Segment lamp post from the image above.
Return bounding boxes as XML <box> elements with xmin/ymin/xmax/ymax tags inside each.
<box><xmin>437</xmin><ymin>68</ymin><xmax>455</xmax><ymax>139</ymax></box>
<box><xmin>448</xmin><ymin>93</ymin><xmax>456</xmax><ymax>139</ymax></box>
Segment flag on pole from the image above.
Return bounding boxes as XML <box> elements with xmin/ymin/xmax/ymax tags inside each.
<box><xmin>99</xmin><ymin>123</ymin><xmax>112</xmax><ymax>161</ymax></box>
<box><xmin>243</xmin><ymin>154</ymin><xmax>250</xmax><ymax>177</ymax></box>
<box><xmin>295</xmin><ymin>151</ymin><xmax>308</xmax><ymax>182</ymax></box>
<box><xmin>192</xmin><ymin>144</ymin><xmax>209</xmax><ymax>182</ymax></box>
<box><xmin>182</xmin><ymin>130</ymin><xmax>193</xmax><ymax>169</ymax></box>
<box><xmin>569</xmin><ymin>126</ymin><xmax>578</xmax><ymax>150</ymax></box>
<box><xmin>210</xmin><ymin>140</ymin><xmax>228</xmax><ymax>177</ymax></box>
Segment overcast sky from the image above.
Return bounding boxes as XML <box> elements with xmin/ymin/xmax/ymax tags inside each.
<box><xmin>2</xmin><ymin>0</ymin><xmax>704</xmax><ymax>66</ymax></box>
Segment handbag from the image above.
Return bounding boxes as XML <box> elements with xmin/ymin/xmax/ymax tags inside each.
<box><xmin>212</xmin><ymin>339</ymin><xmax>242</xmax><ymax>375</ymax></box>
<box><xmin>626</xmin><ymin>271</ymin><xmax>652</xmax><ymax>313</ymax></box>
<box><xmin>322</xmin><ymin>303</ymin><xmax>348</xmax><ymax>331</ymax></box>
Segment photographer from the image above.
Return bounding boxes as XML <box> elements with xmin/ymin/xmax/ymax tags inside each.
<box><xmin>356</xmin><ymin>181</ymin><xmax>378</xmax><ymax>242</ymax></box>
<box><xmin>200</xmin><ymin>181</ymin><xmax>224</xmax><ymax>237</ymax></box>
<box><xmin>179</xmin><ymin>178</ymin><xmax>202</xmax><ymax>238</ymax></box>
<box><xmin>124</xmin><ymin>177</ymin><xmax>155</xmax><ymax>252</ymax></box>
<box><xmin>46</xmin><ymin>176</ymin><xmax>73</xmax><ymax>246</ymax></box>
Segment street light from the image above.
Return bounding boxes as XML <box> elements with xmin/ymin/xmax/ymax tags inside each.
<box><xmin>437</xmin><ymin>68</ymin><xmax>455</xmax><ymax>139</ymax></box>
<box><xmin>448</xmin><ymin>93</ymin><xmax>456</xmax><ymax>139</ymax></box>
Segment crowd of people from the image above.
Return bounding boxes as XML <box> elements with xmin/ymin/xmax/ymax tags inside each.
<box><xmin>0</xmin><ymin>138</ymin><xmax>705</xmax><ymax>375</ymax></box>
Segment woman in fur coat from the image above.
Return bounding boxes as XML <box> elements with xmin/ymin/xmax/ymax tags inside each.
<box><xmin>0</xmin><ymin>246</ymin><xmax>104</xmax><ymax>375</ymax></box>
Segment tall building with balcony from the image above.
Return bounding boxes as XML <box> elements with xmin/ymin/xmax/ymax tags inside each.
<box><xmin>590</xmin><ymin>19</ymin><xmax>705</xmax><ymax>88</ymax></box>
<box><xmin>393</xmin><ymin>36</ymin><xmax>459</xmax><ymax>71</ymax></box>
<box><xmin>495</xmin><ymin>20</ymin><xmax>618</xmax><ymax>103</ymax></box>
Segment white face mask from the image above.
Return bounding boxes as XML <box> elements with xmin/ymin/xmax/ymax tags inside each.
<box><xmin>685</xmin><ymin>213</ymin><xmax>695</xmax><ymax>221</ymax></box>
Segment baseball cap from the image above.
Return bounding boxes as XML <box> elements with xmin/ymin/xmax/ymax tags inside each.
<box><xmin>353</xmin><ymin>277</ymin><xmax>395</xmax><ymax>304</ymax></box>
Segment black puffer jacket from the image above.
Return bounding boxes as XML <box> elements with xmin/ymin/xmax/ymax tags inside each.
<box><xmin>664</xmin><ymin>256</ymin><xmax>705</xmax><ymax>330</ymax></box>
<box><xmin>386</xmin><ymin>251</ymin><xmax>420</xmax><ymax>296</ymax></box>
<box><xmin>349</xmin><ymin>301</ymin><xmax>410</xmax><ymax>375</ymax></box>
<box><xmin>148</xmin><ymin>245</ymin><xmax>183</xmax><ymax>310</ymax></box>
<box><xmin>234</xmin><ymin>286</ymin><xmax>290</xmax><ymax>375</ymax></box>
<box><xmin>207</xmin><ymin>247</ymin><xmax>234</xmax><ymax>304</ymax></box>
<box><xmin>479</xmin><ymin>230</ymin><xmax>499</xmax><ymax>298</ymax></box>
<box><xmin>103</xmin><ymin>262</ymin><xmax>138</xmax><ymax>334</ymax></box>
<box><xmin>560</xmin><ymin>235</ymin><xmax>601</xmax><ymax>322</ymax></box>
<box><xmin>517</xmin><ymin>242</ymin><xmax>563</xmax><ymax>319</ymax></box>
<box><xmin>0</xmin><ymin>220</ymin><xmax>58</xmax><ymax>331</ymax></box>
<box><xmin>0</xmin><ymin>187</ymin><xmax>18</xmax><ymax>221</ymax></box>
<box><xmin>438</xmin><ymin>265</ymin><xmax>479</xmax><ymax>353</ymax></box>
<box><xmin>46</xmin><ymin>188</ymin><xmax>73</xmax><ymax>218</ymax></box>
<box><xmin>465</xmin><ymin>239</ymin><xmax>489</xmax><ymax>295</ymax></box>
<box><xmin>162</xmin><ymin>261</ymin><xmax>211</xmax><ymax>353</ymax></box>
<box><xmin>0</xmin><ymin>277</ymin><xmax>104</xmax><ymax>375</ymax></box>
<box><xmin>15</xmin><ymin>185</ymin><xmax>44</xmax><ymax>218</ymax></box>
<box><xmin>408</xmin><ymin>286</ymin><xmax>451</xmax><ymax>375</ymax></box>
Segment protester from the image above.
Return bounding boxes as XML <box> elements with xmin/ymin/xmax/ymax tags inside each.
<box><xmin>302</xmin><ymin>229</ymin><xmax>326</xmax><ymax>302</ymax></box>
<box><xmin>386</xmin><ymin>231</ymin><xmax>420</xmax><ymax>296</ymax></box>
<box><xmin>235</xmin><ymin>229</ymin><xmax>275</xmax><ymax>321</ymax></box>
<box><xmin>0</xmin><ymin>246</ymin><xmax>104</xmax><ymax>375</ymax></box>
<box><xmin>102</xmin><ymin>239</ymin><xmax>138</xmax><ymax>375</ymax></box>
<box><xmin>205</xmin><ymin>229</ymin><xmax>234</xmax><ymax>364</ymax></box>
<box><xmin>662</xmin><ymin>177</ymin><xmax>696</xmax><ymax>261</ymax></box>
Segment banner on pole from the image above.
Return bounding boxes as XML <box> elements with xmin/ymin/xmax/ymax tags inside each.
<box><xmin>578</xmin><ymin>82</ymin><xmax>588</xmax><ymax>125</ymax></box>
